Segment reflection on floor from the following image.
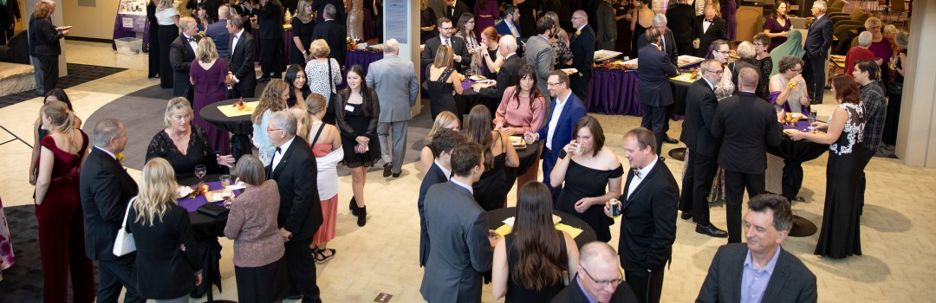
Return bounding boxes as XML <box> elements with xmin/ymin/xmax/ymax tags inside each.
<box><xmin>0</xmin><ymin>41</ymin><xmax>934</xmax><ymax>302</ymax></box>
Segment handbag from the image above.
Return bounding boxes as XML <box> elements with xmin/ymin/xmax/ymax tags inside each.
<box><xmin>112</xmin><ymin>197</ymin><xmax>137</xmax><ymax>257</ymax></box>
<box><xmin>326</xmin><ymin>59</ymin><xmax>338</xmax><ymax>114</ymax></box>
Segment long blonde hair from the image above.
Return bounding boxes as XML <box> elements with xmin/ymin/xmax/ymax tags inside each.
<box><xmin>196</xmin><ymin>37</ymin><xmax>219</xmax><ymax>63</ymax></box>
<box><xmin>252</xmin><ymin>79</ymin><xmax>289</xmax><ymax>123</ymax></box>
<box><xmin>134</xmin><ymin>158</ymin><xmax>179</xmax><ymax>226</ymax></box>
<box><xmin>41</xmin><ymin>100</ymin><xmax>76</xmax><ymax>134</ymax></box>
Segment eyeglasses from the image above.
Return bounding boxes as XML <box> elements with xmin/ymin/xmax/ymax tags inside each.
<box><xmin>581</xmin><ymin>265</ymin><xmax>624</xmax><ymax>287</ymax></box>
<box><xmin>266</xmin><ymin>128</ymin><xmax>283</xmax><ymax>133</ymax></box>
<box><xmin>790</xmin><ymin>68</ymin><xmax>803</xmax><ymax>73</ymax></box>
<box><xmin>715</xmin><ymin>50</ymin><xmax>730</xmax><ymax>54</ymax></box>
<box><xmin>546</xmin><ymin>82</ymin><xmax>563</xmax><ymax>87</ymax></box>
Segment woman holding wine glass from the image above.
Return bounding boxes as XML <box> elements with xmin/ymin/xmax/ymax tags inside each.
<box><xmin>146</xmin><ymin>97</ymin><xmax>235</xmax><ymax>182</ymax></box>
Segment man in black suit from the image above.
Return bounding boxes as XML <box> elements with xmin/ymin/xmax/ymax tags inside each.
<box><xmin>421</xmin><ymin>17</ymin><xmax>471</xmax><ymax>73</ymax></box>
<box><xmin>679</xmin><ymin>60</ymin><xmax>728</xmax><ymax>238</ymax></box>
<box><xmin>551</xmin><ymin>242</ymin><xmax>639</xmax><ymax>303</ymax></box>
<box><xmin>637</xmin><ymin>28</ymin><xmax>679</xmax><ymax>156</ymax></box>
<box><xmin>613</xmin><ymin>127</ymin><xmax>678</xmax><ymax>303</ymax></box>
<box><xmin>692</xmin><ymin>5</ymin><xmax>727</xmax><ymax>58</ymax></box>
<box><xmin>476</xmin><ymin>35</ymin><xmax>522</xmax><ymax>100</ymax></box>
<box><xmin>79</xmin><ymin>119</ymin><xmax>145</xmax><ymax>303</ymax></box>
<box><xmin>442</xmin><ymin>0</ymin><xmax>470</xmax><ymax>21</ymax></box>
<box><xmin>667</xmin><ymin>0</ymin><xmax>696</xmax><ymax>56</ymax></box>
<box><xmin>417</xmin><ymin>129</ymin><xmax>463</xmax><ymax>267</ymax></box>
<box><xmin>256</xmin><ymin>0</ymin><xmax>284</xmax><ymax>81</ymax></box>
<box><xmin>802</xmin><ymin>0</ymin><xmax>832</xmax><ymax>103</ymax></box>
<box><xmin>312</xmin><ymin>4</ymin><xmax>347</xmax><ymax>70</ymax></box>
<box><xmin>569</xmin><ymin>10</ymin><xmax>596</xmax><ymax>101</ymax></box>
<box><xmin>225</xmin><ymin>15</ymin><xmax>258</xmax><ymax>98</ymax></box>
<box><xmin>265</xmin><ymin>111</ymin><xmax>322</xmax><ymax>303</ymax></box>
<box><xmin>636</xmin><ymin>14</ymin><xmax>677</xmax><ymax>65</ymax></box>
<box><xmin>169</xmin><ymin>16</ymin><xmax>199</xmax><ymax>99</ymax></box>
<box><xmin>313</xmin><ymin>0</ymin><xmax>345</xmax><ymax>23</ymax></box>
<box><xmin>696</xmin><ymin>194</ymin><xmax>818</xmax><ymax>303</ymax></box>
<box><xmin>711</xmin><ymin>66</ymin><xmax>783</xmax><ymax>243</ymax></box>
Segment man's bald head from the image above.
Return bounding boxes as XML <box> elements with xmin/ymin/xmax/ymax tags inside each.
<box><xmin>572</xmin><ymin>10</ymin><xmax>588</xmax><ymax>28</ymax></box>
<box><xmin>580</xmin><ymin>242</ymin><xmax>619</xmax><ymax>270</ymax></box>
<box><xmin>738</xmin><ymin>65</ymin><xmax>760</xmax><ymax>93</ymax></box>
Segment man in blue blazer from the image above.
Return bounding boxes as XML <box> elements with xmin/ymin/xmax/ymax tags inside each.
<box><xmin>525</xmin><ymin>70</ymin><xmax>587</xmax><ymax>202</ymax></box>
<box><xmin>495</xmin><ymin>5</ymin><xmax>522</xmax><ymax>40</ymax></box>
<box><xmin>417</xmin><ymin>129</ymin><xmax>463</xmax><ymax>267</ymax></box>
<box><xmin>637</xmin><ymin>27</ymin><xmax>679</xmax><ymax>155</ymax></box>
<box><xmin>802</xmin><ymin>0</ymin><xmax>832</xmax><ymax>103</ymax></box>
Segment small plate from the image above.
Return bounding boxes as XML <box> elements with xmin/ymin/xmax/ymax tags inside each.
<box><xmin>177</xmin><ymin>186</ymin><xmax>194</xmax><ymax>199</ymax></box>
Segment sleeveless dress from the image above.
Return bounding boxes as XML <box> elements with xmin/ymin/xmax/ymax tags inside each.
<box><xmin>426</xmin><ymin>67</ymin><xmax>457</xmax><ymax>120</ymax></box>
<box><xmin>290</xmin><ymin>17</ymin><xmax>316</xmax><ymax>65</ymax></box>
<box><xmin>556</xmin><ymin>152</ymin><xmax>624</xmax><ymax>242</ymax></box>
<box><xmin>309</xmin><ymin>122</ymin><xmax>342</xmax><ymax>245</ymax></box>
<box><xmin>340</xmin><ymin>102</ymin><xmax>381</xmax><ymax>167</ymax></box>
<box><xmin>37</xmin><ymin>132</ymin><xmax>96</xmax><ymax>303</ymax></box>
<box><xmin>504</xmin><ymin>232</ymin><xmax>568</xmax><ymax>303</ymax></box>
<box><xmin>190</xmin><ymin>59</ymin><xmax>231</xmax><ymax>154</ymax></box>
<box><xmin>815</xmin><ymin>103</ymin><xmax>866</xmax><ymax>258</ymax></box>
<box><xmin>473</xmin><ymin>136</ymin><xmax>509</xmax><ymax>211</ymax></box>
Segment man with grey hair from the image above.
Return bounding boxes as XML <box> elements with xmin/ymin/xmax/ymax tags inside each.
<box><xmin>206</xmin><ymin>5</ymin><xmax>231</xmax><ymax>61</ymax></box>
<box><xmin>80</xmin><ymin>119</ymin><xmax>145</xmax><ymax>303</ymax></box>
<box><xmin>265</xmin><ymin>111</ymin><xmax>323</xmax><ymax>302</ymax></box>
<box><xmin>551</xmin><ymin>242</ymin><xmax>639</xmax><ymax>303</ymax></box>
<box><xmin>844</xmin><ymin>31</ymin><xmax>874</xmax><ymax>75</ymax></box>
<box><xmin>638</xmin><ymin>14</ymin><xmax>678</xmax><ymax>65</ymax></box>
<box><xmin>477</xmin><ymin>35</ymin><xmax>523</xmax><ymax>100</ymax></box>
<box><xmin>569</xmin><ymin>10</ymin><xmax>596</xmax><ymax>100</ymax></box>
<box><xmin>366</xmin><ymin>38</ymin><xmax>420</xmax><ymax>178</ymax></box>
<box><xmin>169</xmin><ymin>16</ymin><xmax>199</xmax><ymax>98</ymax></box>
<box><xmin>696</xmin><ymin>194</ymin><xmax>817</xmax><ymax>302</ymax></box>
<box><xmin>802</xmin><ymin>0</ymin><xmax>832</xmax><ymax>103</ymax></box>
<box><xmin>312</xmin><ymin>4</ymin><xmax>347</xmax><ymax>68</ymax></box>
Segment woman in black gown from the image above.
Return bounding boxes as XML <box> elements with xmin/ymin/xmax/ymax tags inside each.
<box><xmin>426</xmin><ymin>45</ymin><xmax>464</xmax><ymax>120</ymax></box>
<box><xmin>146</xmin><ymin>0</ymin><xmax>160</xmax><ymax>78</ymax></box>
<box><xmin>146</xmin><ymin>97</ymin><xmax>236</xmax><ymax>181</ymax></box>
<box><xmin>549</xmin><ymin>116</ymin><xmax>623</xmax><ymax>242</ymax></box>
<box><xmin>613</xmin><ymin>0</ymin><xmax>634</xmax><ymax>55</ymax></box>
<box><xmin>785</xmin><ymin>74</ymin><xmax>866</xmax><ymax>259</ymax></box>
<box><xmin>289</xmin><ymin>0</ymin><xmax>315</xmax><ymax>65</ymax></box>
<box><xmin>463</xmin><ymin>105</ymin><xmax>519</xmax><ymax>211</ymax></box>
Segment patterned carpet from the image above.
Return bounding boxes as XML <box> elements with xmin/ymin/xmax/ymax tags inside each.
<box><xmin>0</xmin><ymin>205</ymin><xmax>53</xmax><ymax>302</ymax></box>
<box><xmin>0</xmin><ymin>63</ymin><xmax>126</xmax><ymax>109</ymax></box>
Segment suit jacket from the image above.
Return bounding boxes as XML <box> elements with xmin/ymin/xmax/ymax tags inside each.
<box><xmin>312</xmin><ymin>20</ymin><xmax>348</xmax><ymax>68</ymax></box>
<box><xmin>696</xmin><ymin>243</ymin><xmax>818</xmax><ymax>303</ymax></box>
<box><xmin>524</xmin><ymin>35</ymin><xmax>555</xmax><ymax>97</ymax></box>
<box><xmin>314</xmin><ymin>0</ymin><xmax>346</xmax><ymax>23</ymax></box>
<box><xmin>257</xmin><ymin>0</ymin><xmax>284</xmax><ymax>40</ymax></box>
<box><xmin>267</xmin><ymin>136</ymin><xmax>322</xmax><ymax>241</ymax></box>
<box><xmin>619</xmin><ymin>159</ymin><xmax>678</xmax><ymax>272</ymax></box>
<box><xmin>28</xmin><ymin>16</ymin><xmax>62</xmax><ymax>57</ymax></box>
<box><xmin>667</xmin><ymin>3</ymin><xmax>697</xmax><ymax>55</ymax></box>
<box><xmin>478</xmin><ymin>53</ymin><xmax>523</xmax><ymax>99</ymax></box>
<box><xmin>637</xmin><ymin>28</ymin><xmax>678</xmax><ymax>64</ymax></box>
<box><xmin>169</xmin><ymin>34</ymin><xmax>198</xmax><ymax>97</ymax></box>
<box><xmin>537</xmin><ymin>93</ymin><xmax>587</xmax><ymax>153</ymax></box>
<box><xmin>418</xmin><ymin>162</ymin><xmax>449</xmax><ymax>267</ymax></box>
<box><xmin>710</xmin><ymin>92</ymin><xmax>783</xmax><ymax>174</ymax></box>
<box><xmin>421</xmin><ymin>34</ymin><xmax>471</xmax><ymax>73</ymax></box>
<box><xmin>420</xmin><ymin>181</ymin><xmax>492</xmax><ymax>303</ymax></box>
<box><xmin>694</xmin><ymin>16</ymin><xmax>728</xmax><ymax>58</ymax></box>
<box><xmin>127</xmin><ymin>205</ymin><xmax>200</xmax><ymax>299</ymax></box>
<box><xmin>442</xmin><ymin>1</ymin><xmax>470</xmax><ymax>21</ymax></box>
<box><xmin>595</xmin><ymin>1</ymin><xmax>617</xmax><ymax>50</ymax></box>
<box><xmin>205</xmin><ymin>21</ymin><xmax>230</xmax><ymax>58</ymax></box>
<box><xmin>804</xmin><ymin>15</ymin><xmax>833</xmax><ymax>58</ymax></box>
<box><xmin>365</xmin><ymin>55</ymin><xmax>420</xmax><ymax>123</ymax></box>
<box><xmin>680</xmin><ymin>78</ymin><xmax>721</xmax><ymax>157</ymax></box>
<box><xmin>229</xmin><ymin>30</ymin><xmax>258</xmax><ymax>97</ymax></box>
<box><xmin>80</xmin><ymin>148</ymin><xmax>140</xmax><ymax>261</ymax></box>
<box><xmin>637</xmin><ymin>44</ymin><xmax>679</xmax><ymax>107</ymax></box>
<box><xmin>570</xmin><ymin>24</ymin><xmax>596</xmax><ymax>78</ymax></box>
<box><xmin>495</xmin><ymin>19</ymin><xmax>521</xmax><ymax>40</ymax></box>
<box><xmin>551</xmin><ymin>276</ymin><xmax>640</xmax><ymax>303</ymax></box>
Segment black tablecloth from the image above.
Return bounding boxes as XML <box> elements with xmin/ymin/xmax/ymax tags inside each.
<box><xmin>515</xmin><ymin>141</ymin><xmax>542</xmax><ymax>176</ymax></box>
<box><xmin>768</xmin><ymin>137</ymin><xmax>829</xmax><ymax>162</ymax></box>
<box><xmin>670</xmin><ymin>79</ymin><xmax>692</xmax><ymax>116</ymax></box>
<box><xmin>487</xmin><ymin>207</ymin><xmax>598</xmax><ymax>247</ymax></box>
<box><xmin>200</xmin><ymin>99</ymin><xmax>256</xmax><ymax>159</ymax></box>
<box><xmin>178</xmin><ymin>176</ymin><xmax>229</xmax><ymax>298</ymax></box>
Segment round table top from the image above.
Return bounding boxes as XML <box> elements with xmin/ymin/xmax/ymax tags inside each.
<box><xmin>199</xmin><ymin>98</ymin><xmax>257</xmax><ymax>134</ymax></box>
<box><xmin>487</xmin><ymin>207</ymin><xmax>598</xmax><ymax>247</ymax></box>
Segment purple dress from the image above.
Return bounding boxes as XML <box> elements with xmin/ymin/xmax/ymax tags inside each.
<box><xmin>721</xmin><ymin>0</ymin><xmax>737</xmax><ymax>41</ymax></box>
<box><xmin>190</xmin><ymin>59</ymin><xmax>231</xmax><ymax>154</ymax></box>
<box><xmin>473</xmin><ymin>0</ymin><xmax>498</xmax><ymax>37</ymax></box>
<box><xmin>868</xmin><ymin>38</ymin><xmax>893</xmax><ymax>86</ymax></box>
<box><xmin>763</xmin><ymin>17</ymin><xmax>791</xmax><ymax>51</ymax></box>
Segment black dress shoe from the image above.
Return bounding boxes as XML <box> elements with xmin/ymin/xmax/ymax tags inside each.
<box><xmin>392</xmin><ymin>172</ymin><xmax>401</xmax><ymax>178</ymax></box>
<box><xmin>663</xmin><ymin>136</ymin><xmax>679</xmax><ymax>144</ymax></box>
<box><xmin>680</xmin><ymin>212</ymin><xmax>693</xmax><ymax>220</ymax></box>
<box><xmin>696</xmin><ymin>223</ymin><xmax>728</xmax><ymax>238</ymax></box>
<box><xmin>383</xmin><ymin>163</ymin><xmax>392</xmax><ymax>177</ymax></box>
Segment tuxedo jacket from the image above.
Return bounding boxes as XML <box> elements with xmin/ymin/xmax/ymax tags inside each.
<box><xmin>421</xmin><ymin>34</ymin><xmax>471</xmax><ymax>73</ymax></box>
<box><xmin>314</xmin><ymin>0</ymin><xmax>346</xmax><ymax>24</ymax></box>
<box><xmin>478</xmin><ymin>53</ymin><xmax>523</xmax><ymax>99</ymax></box>
<box><xmin>570</xmin><ymin>24</ymin><xmax>596</xmax><ymax>77</ymax></box>
<box><xmin>693</xmin><ymin>16</ymin><xmax>728</xmax><ymax>58</ymax></box>
<box><xmin>312</xmin><ymin>20</ymin><xmax>348</xmax><ymax>68</ymax></box>
<box><xmin>256</xmin><ymin>0</ymin><xmax>284</xmax><ymax>40</ymax></box>
<box><xmin>537</xmin><ymin>93</ymin><xmax>587</xmax><ymax>153</ymax></box>
<box><xmin>637</xmin><ymin>28</ymin><xmax>678</xmax><ymax>64</ymax></box>
<box><xmin>680</xmin><ymin>78</ymin><xmax>721</xmax><ymax>157</ymax></box>
<box><xmin>551</xmin><ymin>277</ymin><xmax>639</xmax><ymax>303</ymax></box>
<box><xmin>637</xmin><ymin>44</ymin><xmax>679</xmax><ymax>107</ymax></box>
<box><xmin>804</xmin><ymin>15</ymin><xmax>833</xmax><ymax>58</ymax></box>
<box><xmin>80</xmin><ymin>147</ymin><xmax>139</xmax><ymax>261</ymax></box>
<box><xmin>418</xmin><ymin>162</ymin><xmax>449</xmax><ymax>267</ymax></box>
<box><xmin>710</xmin><ymin>92</ymin><xmax>783</xmax><ymax>174</ymax></box>
<box><xmin>618</xmin><ymin>159</ymin><xmax>678</xmax><ymax>272</ymax></box>
<box><xmin>229</xmin><ymin>30</ymin><xmax>258</xmax><ymax>97</ymax></box>
<box><xmin>169</xmin><ymin>34</ymin><xmax>198</xmax><ymax>97</ymax></box>
<box><xmin>266</xmin><ymin>136</ymin><xmax>322</xmax><ymax>241</ymax></box>
<box><xmin>696</xmin><ymin>243</ymin><xmax>818</xmax><ymax>303</ymax></box>
<box><xmin>442</xmin><ymin>1</ymin><xmax>470</xmax><ymax>21</ymax></box>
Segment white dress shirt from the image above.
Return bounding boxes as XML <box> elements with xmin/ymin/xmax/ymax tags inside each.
<box><xmin>546</xmin><ymin>91</ymin><xmax>571</xmax><ymax>149</ymax></box>
<box><xmin>183</xmin><ymin>33</ymin><xmax>198</xmax><ymax>53</ymax></box>
<box><xmin>450</xmin><ymin>178</ymin><xmax>473</xmax><ymax>194</ymax></box>
<box><xmin>703</xmin><ymin>19</ymin><xmax>712</xmax><ymax>33</ymax></box>
<box><xmin>434</xmin><ymin>159</ymin><xmax>452</xmax><ymax>180</ymax></box>
<box><xmin>627</xmin><ymin>156</ymin><xmax>659</xmax><ymax>199</ymax></box>
<box><xmin>270</xmin><ymin>136</ymin><xmax>296</xmax><ymax>172</ymax></box>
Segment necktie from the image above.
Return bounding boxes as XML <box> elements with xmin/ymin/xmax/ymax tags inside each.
<box><xmin>633</xmin><ymin>168</ymin><xmax>641</xmax><ymax>178</ymax></box>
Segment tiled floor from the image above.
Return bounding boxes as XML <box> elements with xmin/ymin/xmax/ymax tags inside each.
<box><xmin>1</xmin><ymin>41</ymin><xmax>935</xmax><ymax>302</ymax></box>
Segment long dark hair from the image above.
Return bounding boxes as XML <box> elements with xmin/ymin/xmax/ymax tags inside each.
<box><xmin>511</xmin><ymin>182</ymin><xmax>567</xmax><ymax>290</ymax></box>
<box><xmin>343</xmin><ymin>64</ymin><xmax>378</xmax><ymax>118</ymax></box>
<box><xmin>284</xmin><ymin>64</ymin><xmax>308</xmax><ymax>107</ymax></box>
<box><xmin>462</xmin><ymin>105</ymin><xmax>494</xmax><ymax>170</ymax></box>
<box><xmin>44</xmin><ymin>88</ymin><xmax>73</xmax><ymax>110</ymax></box>
<box><xmin>510</xmin><ymin>64</ymin><xmax>542</xmax><ymax>109</ymax></box>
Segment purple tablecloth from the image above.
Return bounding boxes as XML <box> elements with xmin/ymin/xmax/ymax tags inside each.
<box><xmin>112</xmin><ymin>14</ymin><xmax>148</xmax><ymax>50</ymax></box>
<box><xmin>177</xmin><ymin>181</ymin><xmax>242</xmax><ymax>213</ymax></box>
<box><xmin>586</xmin><ymin>68</ymin><xmax>641</xmax><ymax>116</ymax></box>
<box><xmin>346</xmin><ymin>50</ymin><xmax>383</xmax><ymax>73</ymax></box>
<box><xmin>782</xmin><ymin>119</ymin><xmax>813</xmax><ymax>132</ymax></box>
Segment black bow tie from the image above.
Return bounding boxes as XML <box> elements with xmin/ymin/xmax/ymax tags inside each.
<box><xmin>705</xmin><ymin>19</ymin><xmax>713</xmax><ymax>23</ymax></box>
<box><xmin>187</xmin><ymin>37</ymin><xmax>197</xmax><ymax>43</ymax></box>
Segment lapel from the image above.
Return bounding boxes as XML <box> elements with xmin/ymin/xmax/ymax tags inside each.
<box><xmin>232</xmin><ymin>31</ymin><xmax>245</xmax><ymax>57</ymax></box>
<box><xmin>625</xmin><ymin>160</ymin><xmax>660</xmax><ymax>203</ymax></box>
<box><xmin>760</xmin><ymin>251</ymin><xmax>790</xmax><ymax>302</ymax></box>
<box><xmin>270</xmin><ymin>141</ymin><xmax>296</xmax><ymax>179</ymax></box>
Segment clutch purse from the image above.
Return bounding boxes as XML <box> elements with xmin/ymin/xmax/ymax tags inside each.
<box><xmin>197</xmin><ymin>203</ymin><xmax>230</xmax><ymax>217</ymax></box>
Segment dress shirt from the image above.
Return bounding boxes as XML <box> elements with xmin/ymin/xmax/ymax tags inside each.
<box><xmin>545</xmin><ymin>91</ymin><xmax>570</xmax><ymax>149</ymax></box>
<box><xmin>506</xmin><ymin>20</ymin><xmax>520</xmax><ymax>37</ymax></box>
<box><xmin>740</xmin><ymin>247</ymin><xmax>782</xmax><ymax>303</ymax></box>
<box><xmin>703</xmin><ymin>19</ymin><xmax>712</xmax><ymax>33</ymax></box>
<box><xmin>450</xmin><ymin>178</ymin><xmax>474</xmax><ymax>194</ymax></box>
<box><xmin>575</xmin><ymin>276</ymin><xmax>599</xmax><ymax>303</ymax></box>
<box><xmin>230</xmin><ymin>29</ymin><xmax>245</xmax><ymax>83</ymax></box>
<box><xmin>441</xmin><ymin>36</ymin><xmax>452</xmax><ymax>47</ymax></box>
<box><xmin>271</xmin><ymin>136</ymin><xmax>296</xmax><ymax>172</ymax></box>
<box><xmin>434</xmin><ymin>159</ymin><xmax>452</xmax><ymax>180</ymax></box>
<box><xmin>627</xmin><ymin>156</ymin><xmax>658</xmax><ymax>199</ymax></box>
<box><xmin>183</xmin><ymin>33</ymin><xmax>198</xmax><ymax>52</ymax></box>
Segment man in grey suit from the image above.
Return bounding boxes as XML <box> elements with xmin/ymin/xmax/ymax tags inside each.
<box><xmin>696</xmin><ymin>194</ymin><xmax>817</xmax><ymax>303</ymax></box>
<box><xmin>420</xmin><ymin>143</ymin><xmax>496</xmax><ymax>303</ymax></box>
<box><xmin>366</xmin><ymin>38</ymin><xmax>420</xmax><ymax>178</ymax></box>
<box><xmin>525</xmin><ymin>16</ymin><xmax>556</xmax><ymax>98</ymax></box>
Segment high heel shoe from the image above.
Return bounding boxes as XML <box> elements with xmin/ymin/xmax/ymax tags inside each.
<box><xmin>357</xmin><ymin>206</ymin><xmax>367</xmax><ymax>227</ymax></box>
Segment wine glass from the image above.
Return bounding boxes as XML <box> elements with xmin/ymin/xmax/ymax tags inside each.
<box><xmin>194</xmin><ymin>164</ymin><xmax>207</xmax><ymax>181</ymax></box>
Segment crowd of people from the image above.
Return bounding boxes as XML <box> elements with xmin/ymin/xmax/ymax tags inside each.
<box><xmin>0</xmin><ymin>0</ymin><xmax>915</xmax><ymax>301</ymax></box>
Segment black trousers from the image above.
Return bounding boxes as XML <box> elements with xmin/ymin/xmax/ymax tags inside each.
<box><xmin>679</xmin><ymin>151</ymin><xmax>719</xmax><ymax>225</ymax></box>
<box><xmin>235</xmin><ymin>258</ymin><xmax>288</xmax><ymax>303</ymax></box>
<box><xmin>724</xmin><ymin>170</ymin><xmax>765</xmax><ymax>243</ymax></box>
<box><xmin>857</xmin><ymin>148</ymin><xmax>874</xmax><ymax>216</ymax></box>
<box><xmin>260</xmin><ymin>38</ymin><xmax>282</xmax><ymax>77</ymax></box>
<box><xmin>284</xmin><ymin>238</ymin><xmax>321</xmax><ymax>303</ymax></box>
<box><xmin>96</xmin><ymin>255</ymin><xmax>145</xmax><ymax>303</ymax></box>
<box><xmin>639</xmin><ymin>103</ymin><xmax>667</xmax><ymax>155</ymax></box>
<box><xmin>781</xmin><ymin>159</ymin><xmax>805</xmax><ymax>201</ymax></box>
<box><xmin>882</xmin><ymin>91</ymin><xmax>902</xmax><ymax>145</ymax></box>
<box><xmin>38</xmin><ymin>54</ymin><xmax>59</xmax><ymax>92</ymax></box>
<box><xmin>802</xmin><ymin>53</ymin><xmax>826</xmax><ymax>103</ymax></box>
<box><xmin>571</xmin><ymin>72</ymin><xmax>591</xmax><ymax>102</ymax></box>
<box><xmin>624</xmin><ymin>267</ymin><xmax>665</xmax><ymax>303</ymax></box>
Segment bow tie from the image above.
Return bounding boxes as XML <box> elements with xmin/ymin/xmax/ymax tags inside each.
<box><xmin>187</xmin><ymin>37</ymin><xmax>197</xmax><ymax>43</ymax></box>
<box><xmin>704</xmin><ymin>19</ymin><xmax>713</xmax><ymax>23</ymax></box>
